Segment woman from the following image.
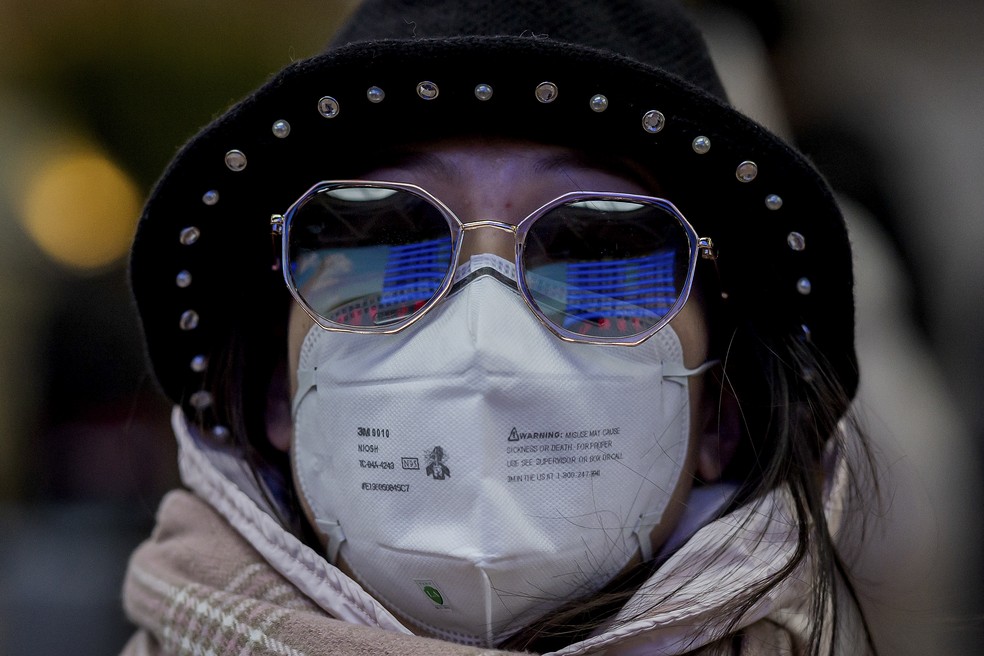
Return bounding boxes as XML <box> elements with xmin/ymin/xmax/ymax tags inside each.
<box><xmin>124</xmin><ymin>0</ymin><xmax>872</xmax><ymax>654</ymax></box>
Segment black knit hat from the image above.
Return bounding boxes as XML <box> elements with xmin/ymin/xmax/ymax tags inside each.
<box><xmin>131</xmin><ymin>0</ymin><xmax>857</xmax><ymax>420</ymax></box>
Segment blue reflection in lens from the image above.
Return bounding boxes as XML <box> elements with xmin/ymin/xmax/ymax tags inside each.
<box><xmin>564</xmin><ymin>250</ymin><xmax>677</xmax><ymax>321</ymax></box>
<box><xmin>376</xmin><ymin>237</ymin><xmax>452</xmax><ymax>323</ymax></box>
<box><xmin>528</xmin><ymin>250</ymin><xmax>676</xmax><ymax>335</ymax></box>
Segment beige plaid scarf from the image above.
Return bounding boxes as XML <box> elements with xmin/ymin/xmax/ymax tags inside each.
<box><xmin>122</xmin><ymin>490</ymin><xmax>511</xmax><ymax>656</ymax></box>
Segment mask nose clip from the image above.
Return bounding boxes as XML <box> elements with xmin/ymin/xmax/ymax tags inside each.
<box><xmin>449</xmin><ymin>253</ymin><xmax>524</xmax><ymax>298</ymax></box>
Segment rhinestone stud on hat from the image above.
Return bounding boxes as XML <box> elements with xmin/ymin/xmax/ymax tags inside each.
<box><xmin>271</xmin><ymin>120</ymin><xmax>291</xmax><ymax>138</ymax></box>
<box><xmin>736</xmin><ymin>161</ymin><xmax>758</xmax><ymax>182</ymax></box>
<box><xmin>367</xmin><ymin>86</ymin><xmax>385</xmax><ymax>103</ymax></box>
<box><xmin>224</xmin><ymin>150</ymin><xmax>247</xmax><ymax>172</ymax></box>
<box><xmin>692</xmin><ymin>136</ymin><xmax>711</xmax><ymax>154</ymax></box>
<box><xmin>189</xmin><ymin>390</ymin><xmax>213</xmax><ymax>410</ymax></box>
<box><xmin>535</xmin><ymin>82</ymin><xmax>559</xmax><ymax>103</ymax></box>
<box><xmin>474</xmin><ymin>83</ymin><xmax>493</xmax><ymax>101</ymax></box>
<box><xmin>179</xmin><ymin>310</ymin><xmax>200</xmax><ymax>331</ymax></box>
<box><xmin>202</xmin><ymin>190</ymin><xmax>219</xmax><ymax>206</ymax></box>
<box><xmin>589</xmin><ymin>94</ymin><xmax>609</xmax><ymax>112</ymax></box>
<box><xmin>318</xmin><ymin>96</ymin><xmax>340</xmax><ymax>118</ymax></box>
<box><xmin>787</xmin><ymin>232</ymin><xmax>806</xmax><ymax>251</ymax></box>
<box><xmin>175</xmin><ymin>270</ymin><xmax>192</xmax><ymax>288</ymax></box>
<box><xmin>190</xmin><ymin>354</ymin><xmax>208</xmax><ymax>373</ymax></box>
<box><xmin>765</xmin><ymin>194</ymin><xmax>783</xmax><ymax>210</ymax></box>
<box><xmin>641</xmin><ymin>110</ymin><xmax>666</xmax><ymax>134</ymax></box>
<box><xmin>417</xmin><ymin>81</ymin><xmax>439</xmax><ymax>99</ymax></box>
<box><xmin>796</xmin><ymin>277</ymin><xmax>812</xmax><ymax>295</ymax></box>
<box><xmin>179</xmin><ymin>227</ymin><xmax>200</xmax><ymax>245</ymax></box>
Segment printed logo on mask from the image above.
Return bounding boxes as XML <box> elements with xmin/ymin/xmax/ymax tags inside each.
<box><xmin>425</xmin><ymin>446</ymin><xmax>450</xmax><ymax>480</ymax></box>
<box><xmin>415</xmin><ymin>580</ymin><xmax>451</xmax><ymax>609</ymax></box>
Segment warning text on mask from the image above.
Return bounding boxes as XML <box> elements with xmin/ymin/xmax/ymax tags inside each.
<box><xmin>505</xmin><ymin>429</ymin><xmax>622</xmax><ymax>484</ymax></box>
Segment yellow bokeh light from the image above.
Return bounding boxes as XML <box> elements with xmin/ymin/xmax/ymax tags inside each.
<box><xmin>20</xmin><ymin>151</ymin><xmax>141</xmax><ymax>271</ymax></box>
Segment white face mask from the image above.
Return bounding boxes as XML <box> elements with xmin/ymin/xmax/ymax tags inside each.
<box><xmin>292</xmin><ymin>257</ymin><xmax>710</xmax><ymax>646</ymax></box>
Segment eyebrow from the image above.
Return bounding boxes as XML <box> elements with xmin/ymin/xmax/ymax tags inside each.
<box><xmin>531</xmin><ymin>151</ymin><xmax>655</xmax><ymax>190</ymax></box>
<box><xmin>369</xmin><ymin>150</ymin><xmax>461</xmax><ymax>182</ymax></box>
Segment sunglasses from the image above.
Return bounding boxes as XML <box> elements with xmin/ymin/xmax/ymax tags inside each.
<box><xmin>271</xmin><ymin>181</ymin><xmax>716</xmax><ymax>346</ymax></box>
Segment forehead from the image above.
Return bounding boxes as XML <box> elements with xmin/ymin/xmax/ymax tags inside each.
<box><xmin>356</xmin><ymin>137</ymin><xmax>658</xmax><ymax>200</ymax></box>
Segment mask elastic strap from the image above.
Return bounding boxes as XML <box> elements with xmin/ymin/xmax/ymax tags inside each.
<box><xmin>662</xmin><ymin>358</ymin><xmax>720</xmax><ymax>382</ymax></box>
<box><xmin>292</xmin><ymin>367</ymin><xmax>317</xmax><ymax>418</ymax></box>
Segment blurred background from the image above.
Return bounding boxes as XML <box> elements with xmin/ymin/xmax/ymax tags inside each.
<box><xmin>0</xmin><ymin>0</ymin><xmax>980</xmax><ymax>654</ymax></box>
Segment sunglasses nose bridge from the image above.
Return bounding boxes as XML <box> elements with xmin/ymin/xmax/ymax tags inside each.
<box><xmin>456</xmin><ymin>221</ymin><xmax>519</xmax><ymax>265</ymax></box>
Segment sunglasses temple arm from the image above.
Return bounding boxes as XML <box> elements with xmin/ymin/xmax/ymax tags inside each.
<box><xmin>270</xmin><ymin>213</ymin><xmax>285</xmax><ymax>272</ymax></box>
<box><xmin>696</xmin><ymin>236</ymin><xmax>727</xmax><ymax>300</ymax></box>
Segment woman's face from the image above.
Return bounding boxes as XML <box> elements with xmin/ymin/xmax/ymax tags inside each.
<box><xmin>277</xmin><ymin>137</ymin><xmax>730</xmax><ymax>555</ymax></box>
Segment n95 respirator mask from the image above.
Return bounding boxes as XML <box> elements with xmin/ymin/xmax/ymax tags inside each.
<box><xmin>292</xmin><ymin>264</ymin><xmax>709</xmax><ymax>647</ymax></box>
